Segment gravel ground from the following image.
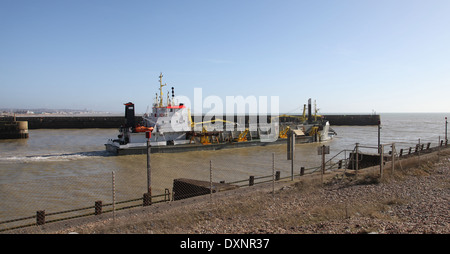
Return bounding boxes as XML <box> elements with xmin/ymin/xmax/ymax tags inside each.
<box><xmin>9</xmin><ymin>150</ymin><xmax>450</xmax><ymax>234</ymax></box>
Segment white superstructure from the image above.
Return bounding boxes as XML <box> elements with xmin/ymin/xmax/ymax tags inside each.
<box><xmin>107</xmin><ymin>73</ymin><xmax>192</xmax><ymax>150</ymax></box>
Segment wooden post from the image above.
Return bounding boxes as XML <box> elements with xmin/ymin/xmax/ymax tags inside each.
<box><xmin>321</xmin><ymin>146</ymin><xmax>324</xmax><ymax>183</ymax></box>
<box><xmin>317</xmin><ymin>145</ymin><xmax>329</xmax><ymax>183</ymax></box>
<box><xmin>378</xmin><ymin>121</ymin><xmax>381</xmax><ymax>154</ymax></box>
<box><xmin>210</xmin><ymin>160</ymin><xmax>213</xmax><ymax>201</ymax></box>
<box><xmin>112</xmin><ymin>171</ymin><xmax>115</xmax><ymax>221</ymax></box>
<box><xmin>445</xmin><ymin>117</ymin><xmax>448</xmax><ymax>146</ymax></box>
<box><xmin>300</xmin><ymin>166</ymin><xmax>305</xmax><ymax>176</ymax></box>
<box><xmin>143</xmin><ymin>193</ymin><xmax>151</xmax><ymax>206</ymax></box>
<box><xmin>355</xmin><ymin>143</ymin><xmax>359</xmax><ymax>173</ymax></box>
<box><xmin>287</xmin><ymin>130</ymin><xmax>292</xmax><ymax>160</ymax></box>
<box><xmin>438</xmin><ymin>136</ymin><xmax>441</xmax><ymax>162</ymax></box>
<box><xmin>272</xmin><ymin>153</ymin><xmax>275</xmax><ymax>198</ymax></box>
<box><xmin>165</xmin><ymin>188</ymin><xmax>170</xmax><ymax>202</ymax></box>
<box><xmin>94</xmin><ymin>200</ymin><xmax>102</xmax><ymax>215</ymax></box>
<box><xmin>249</xmin><ymin>176</ymin><xmax>254</xmax><ymax>186</ymax></box>
<box><xmin>275</xmin><ymin>171</ymin><xmax>280</xmax><ymax>181</ymax></box>
<box><xmin>322</xmin><ymin>145</ymin><xmax>326</xmax><ymax>175</ymax></box>
<box><xmin>291</xmin><ymin>132</ymin><xmax>295</xmax><ymax>181</ymax></box>
<box><xmin>418</xmin><ymin>139</ymin><xmax>421</xmax><ymax>167</ymax></box>
<box><xmin>36</xmin><ymin>210</ymin><xmax>45</xmax><ymax>225</ymax></box>
<box><xmin>391</xmin><ymin>143</ymin><xmax>395</xmax><ymax>174</ymax></box>
<box><xmin>147</xmin><ymin>138</ymin><xmax>152</xmax><ymax>195</ymax></box>
<box><xmin>380</xmin><ymin>145</ymin><xmax>384</xmax><ymax>178</ymax></box>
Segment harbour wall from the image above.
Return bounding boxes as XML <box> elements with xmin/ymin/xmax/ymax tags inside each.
<box><xmin>15</xmin><ymin>114</ymin><xmax>380</xmax><ymax>129</ymax></box>
<box><xmin>322</xmin><ymin>114</ymin><xmax>380</xmax><ymax>126</ymax></box>
<box><xmin>0</xmin><ymin>120</ymin><xmax>29</xmax><ymax>139</ymax></box>
<box><xmin>16</xmin><ymin>116</ymin><xmax>125</xmax><ymax>129</ymax></box>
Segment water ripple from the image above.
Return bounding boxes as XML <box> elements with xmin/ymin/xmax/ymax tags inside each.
<box><xmin>0</xmin><ymin>150</ymin><xmax>112</xmax><ymax>163</ymax></box>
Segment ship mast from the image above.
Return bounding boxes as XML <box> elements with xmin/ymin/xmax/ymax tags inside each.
<box><xmin>158</xmin><ymin>73</ymin><xmax>167</xmax><ymax>107</ymax></box>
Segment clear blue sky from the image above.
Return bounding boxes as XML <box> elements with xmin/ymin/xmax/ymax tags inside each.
<box><xmin>1</xmin><ymin>0</ymin><xmax>449</xmax><ymax>114</ymax></box>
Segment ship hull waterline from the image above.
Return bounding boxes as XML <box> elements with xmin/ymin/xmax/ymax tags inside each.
<box><xmin>105</xmin><ymin>136</ymin><xmax>315</xmax><ymax>155</ymax></box>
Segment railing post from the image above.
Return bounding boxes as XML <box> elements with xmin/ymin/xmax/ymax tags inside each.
<box><xmin>112</xmin><ymin>171</ymin><xmax>115</xmax><ymax>221</ymax></box>
<box><xmin>36</xmin><ymin>210</ymin><xmax>45</xmax><ymax>225</ymax></box>
<box><xmin>143</xmin><ymin>193</ymin><xmax>152</xmax><ymax>206</ymax></box>
<box><xmin>445</xmin><ymin>117</ymin><xmax>448</xmax><ymax>146</ymax></box>
<box><xmin>355</xmin><ymin>143</ymin><xmax>359</xmax><ymax>173</ymax></box>
<box><xmin>438</xmin><ymin>136</ymin><xmax>441</xmax><ymax>161</ymax></box>
<box><xmin>165</xmin><ymin>188</ymin><xmax>170</xmax><ymax>202</ymax></box>
<box><xmin>210</xmin><ymin>160</ymin><xmax>213</xmax><ymax>201</ymax></box>
<box><xmin>94</xmin><ymin>200</ymin><xmax>102</xmax><ymax>215</ymax></box>
<box><xmin>272</xmin><ymin>153</ymin><xmax>275</xmax><ymax>198</ymax></box>
<box><xmin>391</xmin><ymin>143</ymin><xmax>395</xmax><ymax>174</ymax></box>
<box><xmin>418</xmin><ymin>139</ymin><xmax>421</xmax><ymax>167</ymax></box>
<box><xmin>147</xmin><ymin>138</ymin><xmax>152</xmax><ymax>196</ymax></box>
<box><xmin>380</xmin><ymin>145</ymin><xmax>384</xmax><ymax>178</ymax></box>
<box><xmin>249</xmin><ymin>176</ymin><xmax>254</xmax><ymax>186</ymax></box>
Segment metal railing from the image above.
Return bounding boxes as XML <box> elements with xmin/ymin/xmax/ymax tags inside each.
<box><xmin>1</xmin><ymin>139</ymin><xmax>447</xmax><ymax>232</ymax></box>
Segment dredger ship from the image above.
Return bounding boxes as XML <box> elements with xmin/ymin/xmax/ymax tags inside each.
<box><xmin>105</xmin><ymin>74</ymin><xmax>335</xmax><ymax>155</ymax></box>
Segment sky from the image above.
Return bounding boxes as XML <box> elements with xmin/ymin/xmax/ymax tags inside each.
<box><xmin>1</xmin><ymin>0</ymin><xmax>450</xmax><ymax>114</ymax></box>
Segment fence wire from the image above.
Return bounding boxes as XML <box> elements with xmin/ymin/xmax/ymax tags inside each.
<box><xmin>1</xmin><ymin>137</ymin><xmax>448</xmax><ymax>232</ymax></box>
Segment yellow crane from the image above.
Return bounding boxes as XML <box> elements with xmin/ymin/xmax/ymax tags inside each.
<box><xmin>272</xmin><ymin>114</ymin><xmax>306</xmax><ymax>122</ymax></box>
<box><xmin>309</xmin><ymin>126</ymin><xmax>319</xmax><ymax>136</ymax></box>
<box><xmin>279</xmin><ymin>126</ymin><xmax>290</xmax><ymax>139</ymax></box>
<box><xmin>192</xmin><ymin>119</ymin><xmax>237</xmax><ymax>128</ymax></box>
<box><xmin>200</xmin><ymin>126</ymin><xmax>211</xmax><ymax>145</ymax></box>
<box><xmin>234</xmin><ymin>128</ymin><xmax>249</xmax><ymax>142</ymax></box>
<box><xmin>271</xmin><ymin>102</ymin><xmax>322</xmax><ymax>123</ymax></box>
<box><xmin>189</xmin><ymin>126</ymin><xmax>220</xmax><ymax>145</ymax></box>
<box><xmin>188</xmin><ymin>109</ymin><xmax>237</xmax><ymax>129</ymax></box>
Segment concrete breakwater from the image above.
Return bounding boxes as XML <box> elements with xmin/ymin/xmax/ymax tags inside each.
<box><xmin>0</xmin><ymin>119</ymin><xmax>29</xmax><ymax>139</ymax></box>
<box><xmin>16</xmin><ymin>116</ymin><xmax>125</xmax><ymax>129</ymax></box>
<box><xmin>322</xmin><ymin>114</ymin><xmax>380</xmax><ymax>126</ymax></box>
<box><xmin>16</xmin><ymin>114</ymin><xmax>380</xmax><ymax>129</ymax></box>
